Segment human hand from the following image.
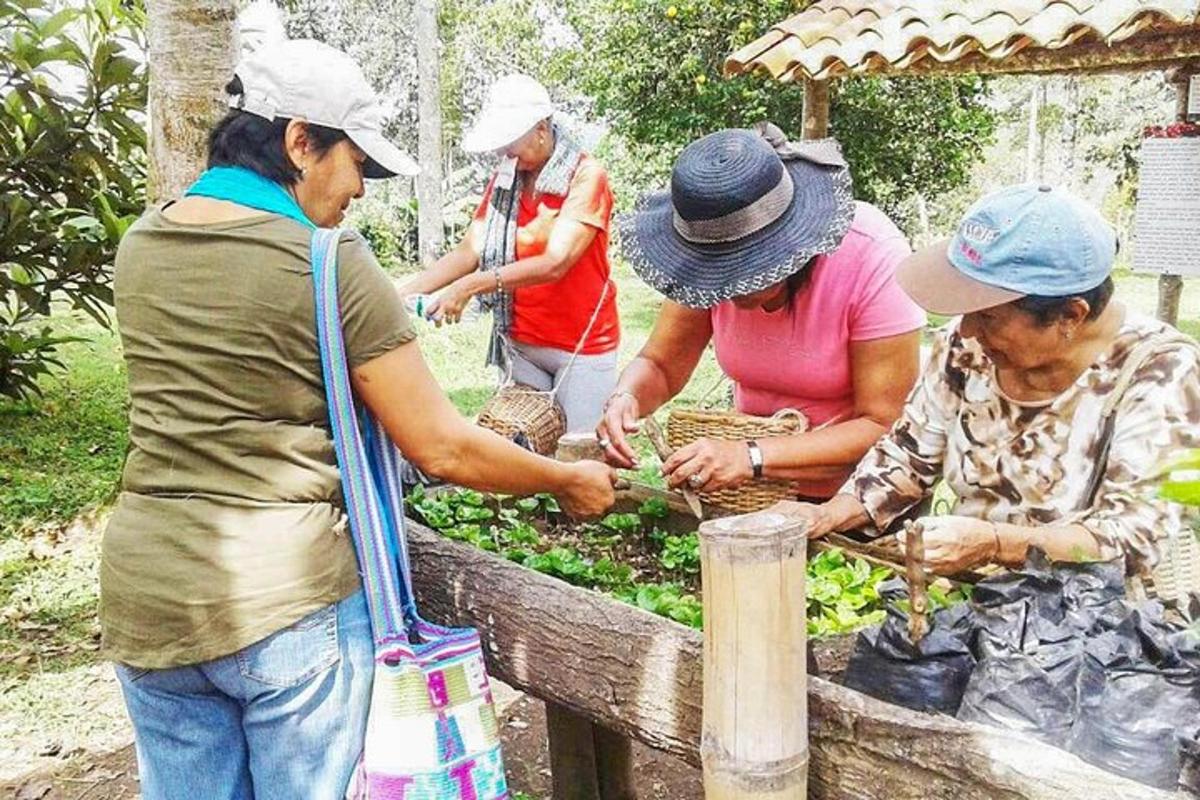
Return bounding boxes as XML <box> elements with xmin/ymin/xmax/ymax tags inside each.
<box><xmin>557</xmin><ymin>459</ymin><xmax>618</xmax><ymax>519</ymax></box>
<box><xmin>765</xmin><ymin>500</ymin><xmax>838</xmax><ymax>539</ymax></box>
<box><xmin>595</xmin><ymin>392</ymin><xmax>641</xmax><ymax>469</ymax></box>
<box><xmin>898</xmin><ymin>515</ymin><xmax>999</xmax><ymax>575</ymax></box>
<box><xmin>662</xmin><ymin>437</ymin><xmax>752</xmax><ymax>494</ymax></box>
<box><xmin>425</xmin><ymin>279</ymin><xmax>473</xmax><ymax>326</ymax></box>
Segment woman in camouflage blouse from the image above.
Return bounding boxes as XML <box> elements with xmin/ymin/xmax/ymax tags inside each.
<box><xmin>788</xmin><ymin>184</ymin><xmax>1200</xmax><ymax>577</ymax></box>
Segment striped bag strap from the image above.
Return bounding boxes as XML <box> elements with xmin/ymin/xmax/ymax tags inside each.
<box><xmin>310</xmin><ymin>228</ymin><xmax>415</xmax><ymax>649</ymax></box>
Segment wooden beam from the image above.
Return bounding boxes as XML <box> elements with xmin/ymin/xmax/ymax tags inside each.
<box><xmin>406</xmin><ymin>522</ymin><xmax>1179</xmax><ymax>799</ymax></box>
<box><xmin>802</xmin><ymin>78</ymin><xmax>830</xmax><ymax>139</ymax></box>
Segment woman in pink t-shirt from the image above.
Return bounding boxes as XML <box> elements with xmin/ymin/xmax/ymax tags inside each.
<box><xmin>597</xmin><ymin>124</ymin><xmax>926</xmax><ymax>500</ymax></box>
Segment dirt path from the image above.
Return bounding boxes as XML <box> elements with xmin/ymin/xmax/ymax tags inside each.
<box><xmin>2</xmin><ymin>682</ymin><xmax>702</xmax><ymax>800</ymax></box>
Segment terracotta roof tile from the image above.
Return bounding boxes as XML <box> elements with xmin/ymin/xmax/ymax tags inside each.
<box><xmin>726</xmin><ymin>0</ymin><xmax>1200</xmax><ymax>79</ymax></box>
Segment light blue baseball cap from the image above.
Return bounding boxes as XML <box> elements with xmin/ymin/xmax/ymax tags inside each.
<box><xmin>896</xmin><ymin>183</ymin><xmax>1118</xmax><ymax>315</ymax></box>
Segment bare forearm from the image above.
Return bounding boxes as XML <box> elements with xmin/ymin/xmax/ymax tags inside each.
<box><xmin>423</xmin><ymin>417</ymin><xmax>577</xmax><ymax>496</ymax></box>
<box><xmin>403</xmin><ymin>246</ymin><xmax>478</xmax><ymax>295</ymax></box>
<box><xmin>613</xmin><ymin>356</ymin><xmax>679</xmax><ymax>418</ymax></box>
<box><xmin>993</xmin><ymin>522</ymin><xmax>1100</xmax><ymax>567</ymax></box>
<box><xmin>452</xmin><ymin>253</ymin><xmax>565</xmax><ymax>300</ymax></box>
<box><xmin>759</xmin><ymin>418</ymin><xmax>888</xmax><ymax>481</ymax></box>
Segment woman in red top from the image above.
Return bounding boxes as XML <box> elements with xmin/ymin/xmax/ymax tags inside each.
<box><xmin>404</xmin><ymin>74</ymin><xmax>620</xmax><ymax>432</ymax></box>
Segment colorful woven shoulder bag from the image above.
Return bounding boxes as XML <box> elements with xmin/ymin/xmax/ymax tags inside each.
<box><xmin>310</xmin><ymin>228</ymin><xmax>509</xmax><ymax>800</ymax></box>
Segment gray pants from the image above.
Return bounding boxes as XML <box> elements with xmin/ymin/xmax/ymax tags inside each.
<box><xmin>508</xmin><ymin>340</ymin><xmax>617</xmax><ymax>433</ymax></box>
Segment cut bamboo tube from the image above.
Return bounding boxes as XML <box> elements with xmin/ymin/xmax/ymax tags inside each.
<box><xmin>699</xmin><ymin>510</ymin><xmax>808</xmax><ymax>799</ymax></box>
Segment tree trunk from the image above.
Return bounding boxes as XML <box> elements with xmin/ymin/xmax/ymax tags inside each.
<box><xmin>147</xmin><ymin>0</ymin><xmax>240</xmax><ymax>204</ymax></box>
<box><xmin>1024</xmin><ymin>83</ymin><xmax>1039</xmax><ymax>183</ymax></box>
<box><xmin>415</xmin><ymin>0</ymin><xmax>444</xmax><ymax>265</ymax></box>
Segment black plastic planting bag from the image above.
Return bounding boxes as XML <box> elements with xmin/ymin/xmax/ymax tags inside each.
<box><xmin>843</xmin><ymin>579</ymin><xmax>976</xmax><ymax>714</ymax></box>
<box><xmin>956</xmin><ymin>553</ymin><xmax>1126</xmax><ymax>745</ymax></box>
<box><xmin>1066</xmin><ymin>609</ymin><xmax>1200</xmax><ymax>790</ymax></box>
<box><xmin>957</xmin><ymin>603</ymin><xmax>1084</xmax><ymax>746</ymax></box>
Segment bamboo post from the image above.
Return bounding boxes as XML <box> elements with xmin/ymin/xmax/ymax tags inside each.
<box><xmin>699</xmin><ymin>510</ymin><xmax>808</xmax><ymax>799</ymax></box>
<box><xmin>1158</xmin><ymin>66</ymin><xmax>1198</xmax><ymax>326</ymax></box>
<box><xmin>801</xmin><ymin>78</ymin><xmax>830</xmax><ymax>140</ymax></box>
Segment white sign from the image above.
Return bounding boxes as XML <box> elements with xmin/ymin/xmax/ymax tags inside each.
<box><xmin>1191</xmin><ymin>75</ymin><xmax>1200</xmax><ymax>118</ymax></box>
<box><xmin>1133</xmin><ymin>137</ymin><xmax>1200</xmax><ymax>276</ymax></box>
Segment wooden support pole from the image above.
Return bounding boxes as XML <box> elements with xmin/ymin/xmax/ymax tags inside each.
<box><xmin>699</xmin><ymin>510</ymin><xmax>808</xmax><ymax>799</ymax></box>
<box><xmin>594</xmin><ymin>724</ymin><xmax>638</xmax><ymax>800</ymax></box>
<box><xmin>1158</xmin><ymin>66</ymin><xmax>1198</xmax><ymax>326</ymax></box>
<box><xmin>547</xmin><ymin>701</ymin><xmax>602</xmax><ymax>800</ymax></box>
<box><xmin>546</xmin><ymin>702</ymin><xmax>638</xmax><ymax>800</ymax></box>
<box><xmin>801</xmin><ymin>78</ymin><xmax>830</xmax><ymax>140</ymax></box>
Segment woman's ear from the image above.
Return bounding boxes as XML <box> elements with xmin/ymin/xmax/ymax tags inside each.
<box><xmin>1059</xmin><ymin>297</ymin><xmax>1091</xmax><ymax>338</ymax></box>
<box><xmin>283</xmin><ymin>119</ymin><xmax>310</xmax><ymax>173</ymax></box>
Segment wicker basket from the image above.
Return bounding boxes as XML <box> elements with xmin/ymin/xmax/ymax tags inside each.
<box><xmin>1147</xmin><ymin>528</ymin><xmax>1200</xmax><ymax>606</ymax></box>
<box><xmin>477</xmin><ymin>384</ymin><xmax>566</xmax><ymax>456</ymax></box>
<box><xmin>666</xmin><ymin>407</ymin><xmax>809</xmax><ymax>513</ymax></box>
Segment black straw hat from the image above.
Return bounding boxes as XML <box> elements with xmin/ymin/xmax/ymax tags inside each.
<box><xmin>619</xmin><ymin>123</ymin><xmax>855</xmax><ymax>308</ymax></box>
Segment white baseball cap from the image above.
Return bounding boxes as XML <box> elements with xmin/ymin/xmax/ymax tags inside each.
<box><xmin>230</xmin><ymin>39</ymin><xmax>419</xmax><ymax>178</ymax></box>
<box><xmin>462</xmin><ymin>74</ymin><xmax>555</xmax><ymax>154</ymax></box>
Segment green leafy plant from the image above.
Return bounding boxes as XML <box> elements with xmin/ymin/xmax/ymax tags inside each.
<box><xmin>614</xmin><ymin>582</ymin><xmax>703</xmax><ymax>629</ymax></box>
<box><xmin>600</xmin><ymin>512</ymin><xmax>642</xmax><ymax>535</ymax></box>
<box><xmin>638</xmin><ymin>496</ymin><xmax>669</xmax><ymax>520</ymax></box>
<box><xmin>1</xmin><ymin>0</ymin><xmax>147</xmax><ymax>400</ymax></box>
<box><xmin>659</xmin><ymin>533</ymin><xmax>700</xmax><ymax>575</ymax></box>
<box><xmin>523</xmin><ymin>547</ymin><xmax>593</xmax><ymax>586</ymax></box>
<box><xmin>806</xmin><ymin>549</ymin><xmax>891</xmax><ymax>638</ymax></box>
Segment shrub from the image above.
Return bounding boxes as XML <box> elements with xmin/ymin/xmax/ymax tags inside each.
<box><xmin>1</xmin><ymin>0</ymin><xmax>147</xmax><ymax>401</ymax></box>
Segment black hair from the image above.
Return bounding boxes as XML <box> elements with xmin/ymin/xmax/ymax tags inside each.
<box><xmin>207</xmin><ymin>77</ymin><xmax>349</xmax><ymax>186</ymax></box>
<box><xmin>1012</xmin><ymin>276</ymin><xmax>1115</xmax><ymax>325</ymax></box>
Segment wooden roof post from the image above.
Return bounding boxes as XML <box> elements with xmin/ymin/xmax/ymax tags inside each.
<box><xmin>699</xmin><ymin>509</ymin><xmax>808</xmax><ymax>799</ymax></box>
<box><xmin>1158</xmin><ymin>65</ymin><xmax>1199</xmax><ymax>326</ymax></box>
<box><xmin>802</xmin><ymin>78</ymin><xmax>830</xmax><ymax>139</ymax></box>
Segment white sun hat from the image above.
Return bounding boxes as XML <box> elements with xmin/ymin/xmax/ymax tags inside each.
<box><xmin>462</xmin><ymin>74</ymin><xmax>556</xmax><ymax>154</ymax></box>
<box><xmin>230</xmin><ymin>38</ymin><xmax>419</xmax><ymax>178</ymax></box>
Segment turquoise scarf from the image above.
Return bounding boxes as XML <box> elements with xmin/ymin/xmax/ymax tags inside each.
<box><xmin>185</xmin><ymin>166</ymin><xmax>315</xmax><ymax>229</ymax></box>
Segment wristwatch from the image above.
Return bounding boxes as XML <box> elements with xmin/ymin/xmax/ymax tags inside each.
<box><xmin>746</xmin><ymin>440</ymin><xmax>764</xmax><ymax>479</ymax></box>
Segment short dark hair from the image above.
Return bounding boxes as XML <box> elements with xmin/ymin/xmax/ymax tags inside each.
<box><xmin>207</xmin><ymin>77</ymin><xmax>348</xmax><ymax>185</ymax></box>
<box><xmin>1012</xmin><ymin>276</ymin><xmax>1115</xmax><ymax>325</ymax></box>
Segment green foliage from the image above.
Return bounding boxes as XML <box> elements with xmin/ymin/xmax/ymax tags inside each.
<box><xmin>613</xmin><ymin>582</ymin><xmax>703</xmax><ymax>628</ymax></box>
<box><xmin>1159</xmin><ymin>450</ymin><xmax>1200</xmax><ymax>507</ymax></box>
<box><xmin>1</xmin><ymin>0</ymin><xmax>147</xmax><ymax>401</ymax></box>
<box><xmin>659</xmin><ymin>532</ymin><xmax>699</xmax><ymax>575</ymax></box>
<box><xmin>0</xmin><ymin>316</ymin><xmax>126</xmax><ymax>538</ymax></box>
<box><xmin>563</xmin><ymin>0</ymin><xmax>996</xmax><ymax>214</ymax></box>
<box><xmin>600</xmin><ymin>512</ymin><xmax>642</xmax><ymax>534</ymax></box>
<box><xmin>805</xmin><ymin>548</ymin><xmax>891</xmax><ymax>638</ymax></box>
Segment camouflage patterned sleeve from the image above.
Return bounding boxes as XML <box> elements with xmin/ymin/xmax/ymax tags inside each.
<box><xmin>1076</xmin><ymin>344</ymin><xmax>1200</xmax><ymax>574</ymax></box>
<box><xmin>846</xmin><ymin>326</ymin><xmax>958</xmax><ymax>534</ymax></box>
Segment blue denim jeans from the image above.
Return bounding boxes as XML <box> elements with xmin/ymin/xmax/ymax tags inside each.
<box><xmin>114</xmin><ymin>591</ymin><xmax>374</xmax><ymax>800</ymax></box>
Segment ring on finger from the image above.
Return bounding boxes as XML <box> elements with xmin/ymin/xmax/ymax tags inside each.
<box><xmin>688</xmin><ymin>473</ymin><xmax>704</xmax><ymax>489</ymax></box>
<box><xmin>597</xmin><ymin>438</ymin><xmax>611</xmax><ymax>449</ymax></box>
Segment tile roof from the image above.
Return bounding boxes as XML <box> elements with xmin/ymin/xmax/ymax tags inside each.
<box><xmin>726</xmin><ymin>0</ymin><xmax>1200</xmax><ymax>81</ymax></box>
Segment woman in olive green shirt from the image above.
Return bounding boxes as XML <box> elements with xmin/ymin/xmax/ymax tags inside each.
<box><xmin>104</xmin><ymin>40</ymin><xmax>614</xmax><ymax>800</ymax></box>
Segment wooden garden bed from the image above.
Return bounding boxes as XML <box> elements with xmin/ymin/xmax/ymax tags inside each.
<box><xmin>406</xmin><ymin>485</ymin><xmax>1180</xmax><ymax>799</ymax></box>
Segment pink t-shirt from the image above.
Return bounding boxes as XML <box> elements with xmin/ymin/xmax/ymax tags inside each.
<box><xmin>710</xmin><ymin>202</ymin><xmax>926</xmax><ymax>498</ymax></box>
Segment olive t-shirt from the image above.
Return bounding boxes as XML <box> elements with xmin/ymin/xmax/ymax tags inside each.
<box><xmin>100</xmin><ymin>209</ymin><xmax>415</xmax><ymax>669</ymax></box>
